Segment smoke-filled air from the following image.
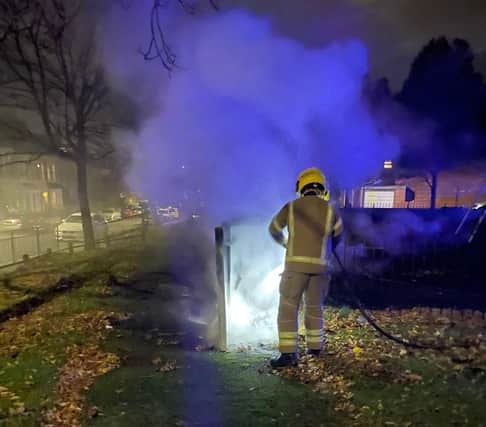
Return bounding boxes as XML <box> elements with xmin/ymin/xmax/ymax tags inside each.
<box><xmin>2</xmin><ymin>0</ymin><xmax>486</xmax><ymax>423</ymax></box>
<box><xmin>103</xmin><ymin>7</ymin><xmax>399</xmax><ymax>222</ymax></box>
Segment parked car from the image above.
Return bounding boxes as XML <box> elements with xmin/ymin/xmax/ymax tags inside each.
<box><xmin>55</xmin><ymin>212</ymin><xmax>107</xmax><ymax>242</ymax></box>
<box><xmin>20</xmin><ymin>215</ymin><xmax>61</xmax><ymax>233</ymax></box>
<box><xmin>157</xmin><ymin>206</ymin><xmax>179</xmax><ymax>219</ymax></box>
<box><xmin>121</xmin><ymin>204</ymin><xmax>142</xmax><ymax>218</ymax></box>
<box><xmin>100</xmin><ymin>208</ymin><xmax>122</xmax><ymax>222</ymax></box>
<box><xmin>0</xmin><ymin>205</ymin><xmax>23</xmax><ymax>234</ymax></box>
<box><xmin>0</xmin><ymin>217</ymin><xmax>23</xmax><ymax>233</ymax></box>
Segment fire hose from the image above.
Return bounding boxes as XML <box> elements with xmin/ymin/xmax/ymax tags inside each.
<box><xmin>332</xmin><ymin>193</ymin><xmax>486</xmax><ymax>352</ymax></box>
<box><xmin>332</xmin><ymin>249</ymin><xmax>449</xmax><ymax>351</ymax></box>
<box><xmin>455</xmin><ymin>180</ymin><xmax>486</xmax><ymax>239</ymax></box>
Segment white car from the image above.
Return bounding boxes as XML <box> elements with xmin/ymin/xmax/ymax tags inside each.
<box><xmin>472</xmin><ymin>201</ymin><xmax>486</xmax><ymax>210</ymax></box>
<box><xmin>0</xmin><ymin>217</ymin><xmax>23</xmax><ymax>233</ymax></box>
<box><xmin>100</xmin><ymin>208</ymin><xmax>122</xmax><ymax>222</ymax></box>
<box><xmin>55</xmin><ymin>212</ymin><xmax>107</xmax><ymax>242</ymax></box>
<box><xmin>157</xmin><ymin>206</ymin><xmax>179</xmax><ymax>219</ymax></box>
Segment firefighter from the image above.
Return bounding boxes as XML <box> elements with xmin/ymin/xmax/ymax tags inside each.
<box><xmin>268</xmin><ymin>167</ymin><xmax>343</xmax><ymax>368</ymax></box>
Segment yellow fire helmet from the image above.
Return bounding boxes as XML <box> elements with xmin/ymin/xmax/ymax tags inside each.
<box><xmin>296</xmin><ymin>167</ymin><xmax>330</xmax><ymax>200</ymax></box>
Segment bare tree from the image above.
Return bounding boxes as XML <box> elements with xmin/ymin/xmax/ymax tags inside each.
<box><xmin>0</xmin><ymin>0</ymin><xmax>113</xmax><ymax>249</ymax></box>
<box><xmin>119</xmin><ymin>0</ymin><xmax>219</xmax><ymax>70</ymax></box>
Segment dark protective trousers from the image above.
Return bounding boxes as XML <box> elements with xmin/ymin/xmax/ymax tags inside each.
<box><xmin>277</xmin><ymin>271</ymin><xmax>330</xmax><ymax>353</ymax></box>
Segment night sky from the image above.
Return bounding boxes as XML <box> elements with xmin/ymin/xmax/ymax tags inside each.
<box><xmin>222</xmin><ymin>0</ymin><xmax>486</xmax><ymax>89</ymax></box>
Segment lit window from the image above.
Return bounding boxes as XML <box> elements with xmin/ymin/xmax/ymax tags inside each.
<box><xmin>384</xmin><ymin>160</ymin><xmax>393</xmax><ymax>169</ymax></box>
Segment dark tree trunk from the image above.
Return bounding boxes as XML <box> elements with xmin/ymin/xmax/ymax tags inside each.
<box><xmin>430</xmin><ymin>171</ymin><xmax>439</xmax><ymax>209</ymax></box>
<box><xmin>76</xmin><ymin>157</ymin><xmax>95</xmax><ymax>249</ymax></box>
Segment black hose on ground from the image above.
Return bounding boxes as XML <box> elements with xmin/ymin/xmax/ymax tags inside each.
<box><xmin>332</xmin><ymin>249</ymin><xmax>448</xmax><ymax>351</ymax></box>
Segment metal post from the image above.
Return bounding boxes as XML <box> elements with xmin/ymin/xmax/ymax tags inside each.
<box><xmin>56</xmin><ymin>226</ymin><xmax>60</xmax><ymax>251</ymax></box>
<box><xmin>35</xmin><ymin>226</ymin><xmax>41</xmax><ymax>256</ymax></box>
<box><xmin>215</xmin><ymin>226</ymin><xmax>227</xmax><ymax>351</ymax></box>
<box><xmin>140</xmin><ymin>211</ymin><xmax>146</xmax><ymax>242</ymax></box>
<box><xmin>105</xmin><ymin>226</ymin><xmax>110</xmax><ymax>247</ymax></box>
<box><xmin>224</xmin><ymin>225</ymin><xmax>231</xmax><ymax>307</ymax></box>
<box><xmin>10</xmin><ymin>231</ymin><xmax>15</xmax><ymax>263</ymax></box>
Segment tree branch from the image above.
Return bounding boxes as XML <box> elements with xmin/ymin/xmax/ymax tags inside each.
<box><xmin>422</xmin><ymin>172</ymin><xmax>433</xmax><ymax>189</ymax></box>
<box><xmin>137</xmin><ymin>0</ymin><xmax>218</xmax><ymax>70</ymax></box>
<box><xmin>209</xmin><ymin>0</ymin><xmax>219</xmax><ymax>10</ymax></box>
<box><xmin>0</xmin><ymin>0</ymin><xmax>112</xmax><ymax>162</ymax></box>
<box><xmin>90</xmin><ymin>148</ymin><xmax>115</xmax><ymax>161</ymax></box>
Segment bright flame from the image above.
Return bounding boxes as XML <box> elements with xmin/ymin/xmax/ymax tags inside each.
<box><xmin>226</xmin><ymin>263</ymin><xmax>284</xmax><ymax>346</ymax></box>
<box><xmin>261</xmin><ymin>264</ymin><xmax>284</xmax><ymax>295</ymax></box>
<box><xmin>229</xmin><ymin>294</ymin><xmax>251</xmax><ymax>327</ymax></box>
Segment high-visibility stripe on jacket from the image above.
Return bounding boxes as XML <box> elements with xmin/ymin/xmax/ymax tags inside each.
<box><xmin>269</xmin><ymin>195</ymin><xmax>343</xmax><ymax>274</ymax></box>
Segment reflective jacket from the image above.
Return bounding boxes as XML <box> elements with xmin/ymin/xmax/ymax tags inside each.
<box><xmin>269</xmin><ymin>195</ymin><xmax>343</xmax><ymax>274</ymax></box>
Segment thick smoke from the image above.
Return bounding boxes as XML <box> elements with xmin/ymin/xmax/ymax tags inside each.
<box><xmin>101</xmin><ymin>6</ymin><xmax>402</xmax><ymax>346</ymax></box>
<box><xmin>103</xmin><ymin>8</ymin><xmax>399</xmax><ymax>223</ymax></box>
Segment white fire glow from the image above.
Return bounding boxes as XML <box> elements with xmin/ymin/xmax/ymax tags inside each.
<box><xmin>228</xmin><ymin>263</ymin><xmax>283</xmax><ymax>333</ymax></box>
<box><xmin>224</xmin><ymin>221</ymin><xmax>286</xmax><ymax>347</ymax></box>
<box><xmin>228</xmin><ymin>294</ymin><xmax>252</xmax><ymax>328</ymax></box>
<box><xmin>261</xmin><ymin>264</ymin><xmax>284</xmax><ymax>296</ymax></box>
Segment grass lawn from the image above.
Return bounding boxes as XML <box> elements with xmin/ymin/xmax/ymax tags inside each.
<box><xmin>0</xmin><ymin>233</ymin><xmax>485</xmax><ymax>426</ymax></box>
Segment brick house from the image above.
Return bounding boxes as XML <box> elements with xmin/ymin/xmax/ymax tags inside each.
<box><xmin>350</xmin><ymin>164</ymin><xmax>486</xmax><ymax>209</ymax></box>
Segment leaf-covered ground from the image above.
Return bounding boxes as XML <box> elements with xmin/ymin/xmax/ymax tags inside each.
<box><xmin>282</xmin><ymin>307</ymin><xmax>486</xmax><ymax>426</ymax></box>
<box><xmin>0</xmin><ymin>246</ymin><xmax>139</xmax><ymax>426</ymax></box>
<box><xmin>0</xmin><ymin>233</ymin><xmax>485</xmax><ymax>426</ymax></box>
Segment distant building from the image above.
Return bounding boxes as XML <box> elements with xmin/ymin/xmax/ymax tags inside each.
<box><xmin>395</xmin><ymin>173</ymin><xmax>486</xmax><ymax>208</ymax></box>
<box><xmin>0</xmin><ymin>104</ymin><xmax>124</xmax><ymax>214</ymax></box>
<box><xmin>0</xmin><ymin>149</ymin><xmax>125</xmax><ymax>215</ymax></box>
<box><xmin>357</xmin><ymin>185</ymin><xmax>415</xmax><ymax>208</ymax></box>
<box><xmin>0</xmin><ymin>151</ymin><xmax>67</xmax><ymax>213</ymax></box>
<box><xmin>349</xmin><ymin>162</ymin><xmax>486</xmax><ymax>209</ymax></box>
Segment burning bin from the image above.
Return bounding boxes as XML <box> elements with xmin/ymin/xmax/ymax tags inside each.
<box><xmin>215</xmin><ymin>220</ymin><xmax>285</xmax><ymax>351</ymax></box>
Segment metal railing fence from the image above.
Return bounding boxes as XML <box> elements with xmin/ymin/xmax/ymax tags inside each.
<box><xmin>0</xmin><ymin>215</ymin><xmax>149</xmax><ymax>270</ymax></box>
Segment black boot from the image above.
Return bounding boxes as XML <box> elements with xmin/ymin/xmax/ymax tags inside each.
<box><xmin>307</xmin><ymin>349</ymin><xmax>321</xmax><ymax>357</ymax></box>
<box><xmin>270</xmin><ymin>353</ymin><xmax>298</xmax><ymax>369</ymax></box>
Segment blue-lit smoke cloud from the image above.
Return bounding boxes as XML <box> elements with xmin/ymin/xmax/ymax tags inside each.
<box><xmin>104</xmin><ymin>8</ymin><xmax>399</xmax><ymax>222</ymax></box>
